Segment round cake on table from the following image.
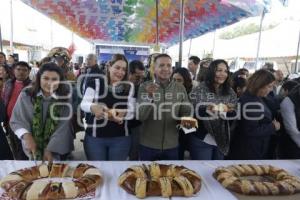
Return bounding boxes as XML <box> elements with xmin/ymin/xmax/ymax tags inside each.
<box><xmin>213</xmin><ymin>164</ymin><xmax>300</xmax><ymax>195</ymax></box>
<box><xmin>0</xmin><ymin>163</ymin><xmax>102</xmax><ymax>200</ymax></box>
<box><xmin>118</xmin><ymin>163</ymin><xmax>202</xmax><ymax>198</ymax></box>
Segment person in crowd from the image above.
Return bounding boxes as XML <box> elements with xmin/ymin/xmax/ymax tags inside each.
<box><xmin>189</xmin><ymin>59</ymin><xmax>237</xmax><ymax>160</ymax></box>
<box><xmin>172</xmin><ymin>67</ymin><xmax>193</xmax><ymax>95</ymax></box>
<box><xmin>262</xmin><ymin>68</ymin><xmax>281</xmax><ymax>117</ymax></box>
<box><xmin>77</xmin><ymin>54</ymin><xmax>105</xmax><ymax>134</ymax></box>
<box><xmin>137</xmin><ymin>53</ymin><xmax>192</xmax><ymax>161</ymax></box>
<box><xmin>294</xmin><ymin>76</ymin><xmax>300</xmax><ymax>84</ymax></box>
<box><xmin>46</xmin><ymin>48</ymin><xmax>81</xmax><ymax>135</ymax></box>
<box><xmin>99</xmin><ymin>62</ymin><xmax>107</xmax><ymax>73</ymax></box>
<box><xmin>145</xmin><ymin>53</ymin><xmax>159</xmax><ymax>81</ymax></box>
<box><xmin>128</xmin><ymin>60</ymin><xmax>145</xmax><ymax>87</ymax></box>
<box><xmin>188</xmin><ymin>56</ymin><xmax>200</xmax><ymax>82</ymax></box>
<box><xmin>7</xmin><ymin>55</ymin><xmax>16</xmax><ymax>68</ymax></box>
<box><xmin>0</xmin><ymin>52</ymin><xmax>6</xmax><ymax>66</ymax></box>
<box><xmin>10</xmin><ymin>63</ymin><xmax>74</xmax><ymax>161</ymax></box>
<box><xmin>0</xmin><ymin>65</ymin><xmax>11</xmax><ymax>97</ymax></box>
<box><xmin>232</xmin><ymin>77</ymin><xmax>247</xmax><ymax>98</ymax></box>
<box><xmin>240</xmin><ymin>68</ymin><xmax>250</xmax><ymax>78</ymax></box>
<box><xmin>171</xmin><ymin>67</ymin><xmax>193</xmax><ymax>160</ymax></box>
<box><xmin>281</xmin><ymin>80</ymin><xmax>299</xmax><ymax>98</ymax></box>
<box><xmin>279</xmin><ymin>84</ymin><xmax>300</xmax><ymax>158</ymax></box>
<box><xmin>81</xmin><ymin>54</ymin><xmax>134</xmax><ymax>161</ymax></box>
<box><xmin>261</xmin><ymin>69</ymin><xmax>281</xmax><ymax>159</ymax></box>
<box><xmin>232</xmin><ymin>68</ymin><xmax>249</xmax><ymax>80</ymax></box>
<box><xmin>2</xmin><ymin>61</ymin><xmax>31</xmax><ymax>160</ymax></box>
<box><xmin>230</xmin><ymin>69</ymin><xmax>280</xmax><ymax>159</ymax></box>
<box><xmin>43</xmin><ymin>47</ymin><xmax>76</xmax><ymax>81</ymax></box>
<box><xmin>80</xmin><ymin>53</ymin><xmax>104</xmax><ymax>95</ymax></box>
<box><xmin>29</xmin><ymin>60</ymin><xmax>40</xmax><ymax>81</ymax></box>
<box><xmin>197</xmin><ymin>58</ymin><xmax>212</xmax><ymax>82</ymax></box>
<box><xmin>273</xmin><ymin>69</ymin><xmax>284</xmax><ymax>96</ymax></box>
<box><xmin>0</xmin><ymin>99</ymin><xmax>13</xmax><ymax>160</ymax></box>
<box><xmin>263</xmin><ymin>62</ymin><xmax>274</xmax><ymax>70</ymax></box>
<box><xmin>128</xmin><ymin>60</ymin><xmax>145</xmax><ymax>160</ymax></box>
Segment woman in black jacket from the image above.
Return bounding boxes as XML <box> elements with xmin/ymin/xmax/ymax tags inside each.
<box><xmin>0</xmin><ymin>99</ymin><xmax>13</xmax><ymax>160</ymax></box>
<box><xmin>81</xmin><ymin>54</ymin><xmax>134</xmax><ymax>161</ymax></box>
<box><xmin>230</xmin><ymin>69</ymin><xmax>280</xmax><ymax>159</ymax></box>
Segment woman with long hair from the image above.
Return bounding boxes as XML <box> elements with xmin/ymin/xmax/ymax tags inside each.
<box><xmin>172</xmin><ymin>67</ymin><xmax>193</xmax><ymax>94</ymax></box>
<box><xmin>10</xmin><ymin>62</ymin><xmax>74</xmax><ymax>161</ymax></box>
<box><xmin>0</xmin><ymin>65</ymin><xmax>11</xmax><ymax>97</ymax></box>
<box><xmin>189</xmin><ymin>59</ymin><xmax>237</xmax><ymax>160</ymax></box>
<box><xmin>230</xmin><ymin>69</ymin><xmax>280</xmax><ymax>159</ymax></box>
<box><xmin>171</xmin><ymin>67</ymin><xmax>193</xmax><ymax>160</ymax></box>
<box><xmin>81</xmin><ymin>54</ymin><xmax>134</xmax><ymax>161</ymax></box>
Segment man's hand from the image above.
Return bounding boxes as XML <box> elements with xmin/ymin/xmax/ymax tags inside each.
<box><xmin>145</xmin><ymin>83</ymin><xmax>159</xmax><ymax>98</ymax></box>
<box><xmin>22</xmin><ymin>133</ymin><xmax>37</xmax><ymax>155</ymax></box>
<box><xmin>181</xmin><ymin>121</ymin><xmax>193</xmax><ymax>129</ymax></box>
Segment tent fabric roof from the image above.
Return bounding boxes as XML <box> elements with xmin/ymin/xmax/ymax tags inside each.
<box><xmin>20</xmin><ymin>0</ymin><xmax>268</xmax><ymax>46</ymax></box>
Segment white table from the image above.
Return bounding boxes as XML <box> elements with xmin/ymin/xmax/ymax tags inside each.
<box><xmin>0</xmin><ymin>160</ymin><xmax>300</xmax><ymax>200</ymax></box>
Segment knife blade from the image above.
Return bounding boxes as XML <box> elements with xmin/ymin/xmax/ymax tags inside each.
<box><xmin>32</xmin><ymin>152</ymin><xmax>38</xmax><ymax>167</ymax></box>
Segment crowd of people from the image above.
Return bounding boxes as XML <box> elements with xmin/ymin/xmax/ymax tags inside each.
<box><xmin>0</xmin><ymin>48</ymin><xmax>299</xmax><ymax>162</ymax></box>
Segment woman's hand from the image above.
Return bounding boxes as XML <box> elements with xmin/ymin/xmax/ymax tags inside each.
<box><xmin>91</xmin><ymin>104</ymin><xmax>108</xmax><ymax>119</ymax></box>
<box><xmin>22</xmin><ymin>133</ymin><xmax>37</xmax><ymax>155</ymax></box>
<box><xmin>272</xmin><ymin>119</ymin><xmax>281</xmax><ymax>131</ymax></box>
<box><xmin>43</xmin><ymin>150</ymin><xmax>53</xmax><ymax>163</ymax></box>
<box><xmin>206</xmin><ymin>104</ymin><xmax>215</xmax><ymax>114</ymax></box>
<box><xmin>108</xmin><ymin>109</ymin><xmax>127</xmax><ymax>124</ymax></box>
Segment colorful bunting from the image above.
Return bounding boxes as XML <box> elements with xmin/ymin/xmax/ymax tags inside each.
<box><xmin>21</xmin><ymin>0</ymin><xmax>269</xmax><ymax>46</ymax></box>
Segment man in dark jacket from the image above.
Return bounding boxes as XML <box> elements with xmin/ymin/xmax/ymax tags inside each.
<box><xmin>2</xmin><ymin>61</ymin><xmax>31</xmax><ymax>160</ymax></box>
<box><xmin>0</xmin><ymin>99</ymin><xmax>13</xmax><ymax>160</ymax></box>
<box><xmin>128</xmin><ymin>60</ymin><xmax>145</xmax><ymax>160</ymax></box>
<box><xmin>81</xmin><ymin>53</ymin><xmax>104</xmax><ymax>95</ymax></box>
<box><xmin>279</xmin><ymin>85</ymin><xmax>300</xmax><ymax>158</ymax></box>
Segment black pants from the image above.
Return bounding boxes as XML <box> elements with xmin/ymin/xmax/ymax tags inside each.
<box><xmin>6</xmin><ymin>126</ymin><xmax>28</xmax><ymax>160</ymax></box>
<box><xmin>0</xmin><ymin>128</ymin><xmax>13</xmax><ymax>160</ymax></box>
<box><xmin>278</xmin><ymin>132</ymin><xmax>300</xmax><ymax>159</ymax></box>
<box><xmin>178</xmin><ymin>132</ymin><xmax>189</xmax><ymax>160</ymax></box>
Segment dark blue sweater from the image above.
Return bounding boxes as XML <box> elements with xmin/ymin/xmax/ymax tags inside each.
<box><xmin>229</xmin><ymin>91</ymin><xmax>275</xmax><ymax>159</ymax></box>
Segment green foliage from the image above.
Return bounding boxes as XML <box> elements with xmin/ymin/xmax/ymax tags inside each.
<box><xmin>219</xmin><ymin>23</ymin><xmax>279</xmax><ymax>39</ymax></box>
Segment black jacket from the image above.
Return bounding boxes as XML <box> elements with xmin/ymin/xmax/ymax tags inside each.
<box><xmin>289</xmin><ymin>85</ymin><xmax>300</xmax><ymax>130</ymax></box>
<box><xmin>85</xmin><ymin>77</ymin><xmax>131</xmax><ymax>138</ymax></box>
<box><xmin>229</xmin><ymin>91</ymin><xmax>275</xmax><ymax>159</ymax></box>
<box><xmin>0</xmin><ymin>99</ymin><xmax>13</xmax><ymax>160</ymax></box>
<box><xmin>81</xmin><ymin>65</ymin><xmax>105</xmax><ymax>94</ymax></box>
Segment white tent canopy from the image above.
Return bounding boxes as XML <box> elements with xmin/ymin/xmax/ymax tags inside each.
<box><xmin>167</xmin><ymin>20</ymin><xmax>300</xmax><ymax>66</ymax></box>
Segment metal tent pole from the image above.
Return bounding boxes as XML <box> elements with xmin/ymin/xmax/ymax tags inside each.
<box><xmin>10</xmin><ymin>0</ymin><xmax>14</xmax><ymax>54</ymax></box>
<box><xmin>188</xmin><ymin>38</ymin><xmax>192</xmax><ymax>58</ymax></box>
<box><xmin>155</xmin><ymin>0</ymin><xmax>159</xmax><ymax>47</ymax></box>
<box><xmin>212</xmin><ymin>30</ymin><xmax>216</xmax><ymax>58</ymax></box>
<box><xmin>50</xmin><ymin>19</ymin><xmax>53</xmax><ymax>48</ymax></box>
<box><xmin>0</xmin><ymin>24</ymin><xmax>3</xmax><ymax>52</ymax></box>
<box><xmin>178</xmin><ymin>0</ymin><xmax>185</xmax><ymax>68</ymax></box>
<box><xmin>255</xmin><ymin>8</ymin><xmax>265</xmax><ymax>70</ymax></box>
<box><xmin>295</xmin><ymin>28</ymin><xmax>300</xmax><ymax>73</ymax></box>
